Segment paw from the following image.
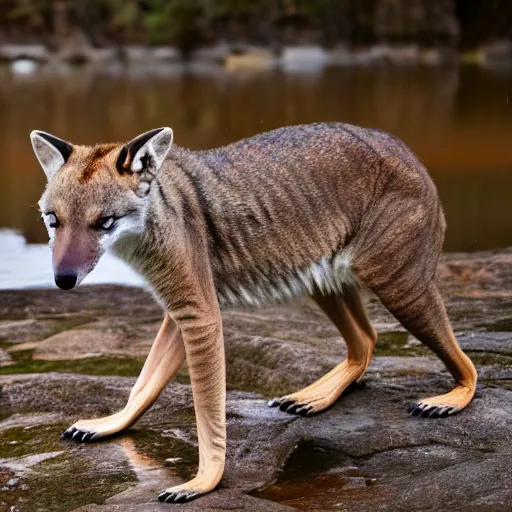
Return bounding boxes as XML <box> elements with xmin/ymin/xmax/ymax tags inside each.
<box><xmin>408</xmin><ymin>402</ymin><xmax>460</xmax><ymax>418</ymax></box>
<box><xmin>60</xmin><ymin>426</ymin><xmax>99</xmax><ymax>443</ymax></box>
<box><xmin>268</xmin><ymin>397</ymin><xmax>315</xmax><ymax>416</ymax></box>
<box><xmin>158</xmin><ymin>488</ymin><xmax>201</xmax><ymax>504</ymax></box>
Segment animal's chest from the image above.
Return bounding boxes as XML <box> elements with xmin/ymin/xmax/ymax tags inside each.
<box><xmin>215</xmin><ymin>252</ymin><xmax>355</xmax><ymax>308</ymax></box>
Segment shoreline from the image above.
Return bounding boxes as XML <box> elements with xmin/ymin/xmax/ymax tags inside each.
<box><xmin>2</xmin><ymin>41</ymin><xmax>511</xmax><ymax>73</ymax></box>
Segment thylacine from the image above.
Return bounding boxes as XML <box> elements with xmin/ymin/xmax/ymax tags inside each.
<box><xmin>30</xmin><ymin>123</ymin><xmax>477</xmax><ymax>504</ymax></box>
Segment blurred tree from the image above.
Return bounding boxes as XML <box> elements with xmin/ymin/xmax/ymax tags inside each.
<box><xmin>143</xmin><ymin>0</ymin><xmax>206</xmax><ymax>55</ymax></box>
<box><xmin>456</xmin><ymin>0</ymin><xmax>512</xmax><ymax>48</ymax></box>
<box><xmin>0</xmin><ymin>0</ymin><xmax>510</xmax><ymax>53</ymax></box>
<box><xmin>4</xmin><ymin>0</ymin><xmax>47</xmax><ymax>40</ymax></box>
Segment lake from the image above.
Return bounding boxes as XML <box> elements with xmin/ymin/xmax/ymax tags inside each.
<box><xmin>0</xmin><ymin>63</ymin><xmax>511</xmax><ymax>288</ymax></box>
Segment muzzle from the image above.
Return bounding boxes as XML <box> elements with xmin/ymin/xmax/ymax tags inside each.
<box><xmin>52</xmin><ymin>226</ymin><xmax>99</xmax><ymax>290</ymax></box>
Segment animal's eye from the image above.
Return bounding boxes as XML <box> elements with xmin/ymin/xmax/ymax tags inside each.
<box><xmin>47</xmin><ymin>212</ymin><xmax>60</xmax><ymax>228</ymax></box>
<box><xmin>96</xmin><ymin>217</ymin><xmax>115</xmax><ymax>231</ymax></box>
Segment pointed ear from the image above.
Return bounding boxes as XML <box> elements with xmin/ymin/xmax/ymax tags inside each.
<box><xmin>116</xmin><ymin>127</ymin><xmax>173</xmax><ymax>175</ymax></box>
<box><xmin>30</xmin><ymin>131</ymin><xmax>73</xmax><ymax>181</ymax></box>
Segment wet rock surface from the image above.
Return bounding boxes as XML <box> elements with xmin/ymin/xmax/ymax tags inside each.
<box><xmin>0</xmin><ymin>249</ymin><xmax>511</xmax><ymax>511</ymax></box>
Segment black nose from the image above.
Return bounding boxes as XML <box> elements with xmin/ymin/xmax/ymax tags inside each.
<box><xmin>55</xmin><ymin>273</ymin><xmax>77</xmax><ymax>290</ymax></box>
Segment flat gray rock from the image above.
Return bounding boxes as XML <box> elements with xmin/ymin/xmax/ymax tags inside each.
<box><xmin>0</xmin><ymin>248</ymin><xmax>511</xmax><ymax>511</ymax></box>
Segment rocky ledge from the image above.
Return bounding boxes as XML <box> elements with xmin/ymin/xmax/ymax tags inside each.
<box><xmin>0</xmin><ymin>249</ymin><xmax>511</xmax><ymax>511</ymax></box>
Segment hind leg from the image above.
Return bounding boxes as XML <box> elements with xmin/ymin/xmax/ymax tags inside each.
<box><xmin>268</xmin><ymin>285</ymin><xmax>377</xmax><ymax>416</ymax></box>
<box><xmin>378</xmin><ymin>281</ymin><xmax>477</xmax><ymax>418</ymax></box>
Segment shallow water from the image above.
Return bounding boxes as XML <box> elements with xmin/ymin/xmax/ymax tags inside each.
<box><xmin>1</xmin><ymin>63</ymin><xmax>511</xmax><ymax>288</ymax></box>
<box><xmin>252</xmin><ymin>440</ymin><xmax>370</xmax><ymax>510</ymax></box>
<box><xmin>0</xmin><ymin>231</ymin><xmax>143</xmax><ymax>289</ymax></box>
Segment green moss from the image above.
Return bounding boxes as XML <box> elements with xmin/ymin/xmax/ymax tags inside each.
<box><xmin>379</xmin><ymin>368</ymin><xmax>434</xmax><ymax>378</ymax></box>
<box><xmin>374</xmin><ymin>331</ymin><xmax>428</xmax><ymax>357</ymax></box>
<box><xmin>0</xmin><ymin>409</ymin><xmax>13</xmax><ymax>423</ymax></box>
<box><xmin>0</xmin><ymin>355</ymin><xmax>145</xmax><ymax>377</ymax></box>
<box><xmin>0</xmin><ymin>315</ymin><xmax>94</xmax><ymax>347</ymax></box>
<box><xmin>468</xmin><ymin>352</ymin><xmax>512</xmax><ymax>368</ymax></box>
<box><xmin>0</xmin><ymin>423</ymin><xmax>138</xmax><ymax>511</ymax></box>
<box><xmin>39</xmin><ymin>315</ymin><xmax>94</xmax><ymax>339</ymax></box>
<box><xmin>225</xmin><ymin>379</ymin><xmax>289</xmax><ymax>399</ymax></box>
<box><xmin>0</xmin><ymin>424</ymin><xmax>66</xmax><ymax>458</ymax></box>
<box><xmin>481</xmin><ymin>317</ymin><xmax>512</xmax><ymax>332</ymax></box>
<box><xmin>0</xmin><ymin>311</ymin><xmax>27</xmax><ymax>321</ymax></box>
<box><xmin>8</xmin><ymin>348</ymin><xmax>34</xmax><ymax>363</ymax></box>
<box><xmin>169</xmin><ymin>408</ymin><xmax>197</xmax><ymax>423</ymax></box>
<box><xmin>175</xmin><ymin>361</ymin><xmax>191</xmax><ymax>385</ymax></box>
<box><xmin>481</xmin><ymin>378</ymin><xmax>512</xmax><ymax>390</ymax></box>
<box><xmin>23</xmin><ymin>454</ymin><xmax>136</xmax><ymax>512</ymax></box>
<box><xmin>227</xmin><ymin>344</ymin><xmax>279</xmax><ymax>370</ymax></box>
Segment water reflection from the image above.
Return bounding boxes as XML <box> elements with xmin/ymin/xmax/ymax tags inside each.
<box><xmin>0</xmin><ymin>230</ymin><xmax>142</xmax><ymax>289</ymax></box>
<box><xmin>1</xmin><ymin>64</ymin><xmax>511</xmax><ymax>253</ymax></box>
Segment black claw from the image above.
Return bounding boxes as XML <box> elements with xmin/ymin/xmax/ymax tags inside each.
<box><xmin>298</xmin><ymin>406</ymin><xmax>311</xmax><ymax>417</ymax></box>
<box><xmin>428</xmin><ymin>406</ymin><xmax>442</xmax><ymax>418</ymax></box>
<box><xmin>158</xmin><ymin>490</ymin><xmax>200</xmax><ymax>504</ymax></box>
<box><xmin>409</xmin><ymin>403</ymin><xmax>459</xmax><ymax>419</ymax></box>
<box><xmin>61</xmin><ymin>427</ymin><xmax>97</xmax><ymax>443</ymax></box>
<box><xmin>421</xmin><ymin>406</ymin><xmax>434</xmax><ymax>418</ymax></box>
<box><xmin>158</xmin><ymin>492</ymin><xmax>170</xmax><ymax>503</ymax></box>
<box><xmin>438</xmin><ymin>407</ymin><xmax>450</xmax><ymax>418</ymax></box>
<box><xmin>286</xmin><ymin>403</ymin><xmax>302</xmax><ymax>414</ymax></box>
<box><xmin>61</xmin><ymin>427</ymin><xmax>76</xmax><ymax>440</ymax></box>
<box><xmin>408</xmin><ymin>403</ymin><xmax>418</xmax><ymax>414</ymax></box>
<box><xmin>410</xmin><ymin>405</ymin><xmax>424</xmax><ymax>417</ymax></box>
<box><xmin>166</xmin><ymin>494</ymin><xmax>178</xmax><ymax>503</ymax></box>
<box><xmin>81</xmin><ymin>432</ymin><xmax>94</xmax><ymax>443</ymax></box>
<box><xmin>268</xmin><ymin>398</ymin><xmax>280</xmax><ymax>408</ymax></box>
<box><xmin>279</xmin><ymin>400</ymin><xmax>295</xmax><ymax>412</ymax></box>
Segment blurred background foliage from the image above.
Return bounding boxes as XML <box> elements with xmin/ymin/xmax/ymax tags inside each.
<box><xmin>0</xmin><ymin>0</ymin><xmax>511</xmax><ymax>54</ymax></box>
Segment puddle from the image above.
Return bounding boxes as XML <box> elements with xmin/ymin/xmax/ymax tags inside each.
<box><xmin>0</xmin><ymin>412</ymin><xmax>199</xmax><ymax>511</ymax></box>
<box><xmin>252</xmin><ymin>441</ymin><xmax>376</xmax><ymax>510</ymax></box>
<box><xmin>128</xmin><ymin>427</ymin><xmax>198</xmax><ymax>481</ymax></box>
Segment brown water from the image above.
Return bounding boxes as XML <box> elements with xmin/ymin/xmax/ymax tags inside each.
<box><xmin>1</xmin><ymin>64</ymin><xmax>511</xmax><ymax>252</ymax></box>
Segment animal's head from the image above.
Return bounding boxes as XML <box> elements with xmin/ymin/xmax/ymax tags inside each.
<box><xmin>31</xmin><ymin>128</ymin><xmax>173</xmax><ymax>290</ymax></box>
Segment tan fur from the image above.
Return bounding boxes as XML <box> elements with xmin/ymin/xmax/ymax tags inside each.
<box><xmin>78</xmin><ymin>143</ymin><xmax>119</xmax><ymax>183</ymax></box>
<box><xmin>32</xmin><ymin>123</ymin><xmax>477</xmax><ymax>504</ymax></box>
<box><xmin>271</xmin><ymin>287</ymin><xmax>377</xmax><ymax>415</ymax></box>
<box><xmin>71</xmin><ymin>315</ymin><xmax>185</xmax><ymax>439</ymax></box>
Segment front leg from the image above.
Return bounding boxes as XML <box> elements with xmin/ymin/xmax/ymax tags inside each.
<box><xmin>158</xmin><ymin>308</ymin><xmax>226</xmax><ymax>504</ymax></box>
<box><xmin>61</xmin><ymin>315</ymin><xmax>185</xmax><ymax>442</ymax></box>
<box><xmin>154</xmin><ymin>237</ymin><xmax>226</xmax><ymax>504</ymax></box>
